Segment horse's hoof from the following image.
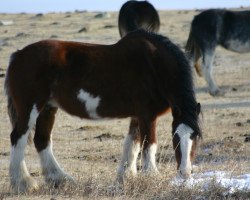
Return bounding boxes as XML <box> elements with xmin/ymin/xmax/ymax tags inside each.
<box><xmin>45</xmin><ymin>173</ymin><xmax>75</xmax><ymax>188</ymax></box>
<box><xmin>142</xmin><ymin>168</ymin><xmax>159</xmax><ymax>176</ymax></box>
<box><xmin>11</xmin><ymin>176</ymin><xmax>39</xmax><ymax>193</ymax></box>
<box><xmin>177</xmin><ymin>171</ymin><xmax>191</xmax><ymax>180</ymax></box>
<box><xmin>107</xmin><ymin>182</ymin><xmax>124</xmax><ymax>196</ymax></box>
<box><xmin>116</xmin><ymin>173</ymin><xmax>125</xmax><ymax>186</ymax></box>
<box><xmin>209</xmin><ymin>89</ymin><xmax>225</xmax><ymax>96</ymax></box>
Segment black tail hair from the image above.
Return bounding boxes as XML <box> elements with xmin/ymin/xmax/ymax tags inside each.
<box><xmin>4</xmin><ymin>52</ymin><xmax>18</xmax><ymax>128</ymax></box>
<box><xmin>185</xmin><ymin>28</ymin><xmax>202</xmax><ymax>77</ymax></box>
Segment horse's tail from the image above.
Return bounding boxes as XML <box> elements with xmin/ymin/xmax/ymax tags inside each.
<box><xmin>185</xmin><ymin>28</ymin><xmax>202</xmax><ymax>77</ymax></box>
<box><xmin>5</xmin><ymin>51</ymin><xmax>34</xmax><ymax>144</ymax></box>
<box><xmin>5</xmin><ymin>52</ymin><xmax>18</xmax><ymax>129</ymax></box>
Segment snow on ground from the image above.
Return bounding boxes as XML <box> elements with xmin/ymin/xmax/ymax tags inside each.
<box><xmin>172</xmin><ymin>171</ymin><xmax>250</xmax><ymax>194</ymax></box>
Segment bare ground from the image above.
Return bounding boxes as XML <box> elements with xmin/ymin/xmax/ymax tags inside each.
<box><xmin>0</xmin><ymin>9</ymin><xmax>250</xmax><ymax>199</ymax></box>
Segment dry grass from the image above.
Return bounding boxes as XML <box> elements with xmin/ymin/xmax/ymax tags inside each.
<box><xmin>1</xmin><ymin>169</ymin><xmax>249</xmax><ymax>199</ymax></box>
<box><xmin>0</xmin><ymin>8</ymin><xmax>250</xmax><ymax>200</ymax></box>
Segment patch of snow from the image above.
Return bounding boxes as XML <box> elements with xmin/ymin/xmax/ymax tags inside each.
<box><xmin>0</xmin><ymin>20</ymin><xmax>13</xmax><ymax>26</ymax></box>
<box><xmin>171</xmin><ymin>171</ymin><xmax>250</xmax><ymax>194</ymax></box>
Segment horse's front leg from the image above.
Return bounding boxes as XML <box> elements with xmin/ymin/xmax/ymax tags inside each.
<box><xmin>34</xmin><ymin>105</ymin><xmax>74</xmax><ymax>187</ymax></box>
<box><xmin>117</xmin><ymin>118</ymin><xmax>141</xmax><ymax>183</ymax></box>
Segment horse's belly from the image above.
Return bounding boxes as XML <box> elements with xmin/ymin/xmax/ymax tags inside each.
<box><xmin>49</xmin><ymin>88</ymin><xmax>101</xmax><ymax>120</ymax></box>
<box><xmin>51</xmin><ymin>88</ymin><xmax>133</xmax><ymax>120</ymax></box>
<box><xmin>225</xmin><ymin>39</ymin><xmax>250</xmax><ymax>53</ymax></box>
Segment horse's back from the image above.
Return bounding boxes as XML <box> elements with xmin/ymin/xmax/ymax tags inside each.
<box><xmin>6</xmin><ymin>31</ymin><xmax>177</xmax><ymax>91</ymax></box>
<box><xmin>191</xmin><ymin>9</ymin><xmax>226</xmax><ymax>45</ymax></box>
<box><xmin>6</xmin><ymin>34</ymin><xmax>159</xmax><ymax>116</ymax></box>
<box><xmin>220</xmin><ymin>10</ymin><xmax>250</xmax><ymax>52</ymax></box>
<box><xmin>191</xmin><ymin>9</ymin><xmax>250</xmax><ymax>52</ymax></box>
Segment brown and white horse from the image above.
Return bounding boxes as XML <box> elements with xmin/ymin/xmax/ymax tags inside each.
<box><xmin>118</xmin><ymin>0</ymin><xmax>160</xmax><ymax>37</ymax></box>
<box><xmin>5</xmin><ymin>30</ymin><xmax>201</xmax><ymax>192</ymax></box>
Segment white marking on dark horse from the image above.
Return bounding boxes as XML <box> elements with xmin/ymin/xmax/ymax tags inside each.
<box><xmin>77</xmin><ymin>89</ymin><xmax>101</xmax><ymax>119</ymax></box>
<box><xmin>10</xmin><ymin>105</ymin><xmax>39</xmax><ymax>191</ymax></box>
<box><xmin>39</xmin><ymin>139</ymin><xmax>73</xmax><ymax>184</ymax></box>
<box><xmin>202</xmin><ymin>52</ymin><xmax>219</xmax><ymax>95</ymax></box>
<box><xmin>117</xmin><ymin>134</ymin><xmax>140</xmax><ymax>182</ymax></box>
<box><xmin>175</xmin><ymin>123</ymin><xmax>193</xmax><ymax>178</ymax></box>
<box><xmin>143</xmin><ymin>143</ymin><xmax>158</xmax><ymax>172</ymax></box>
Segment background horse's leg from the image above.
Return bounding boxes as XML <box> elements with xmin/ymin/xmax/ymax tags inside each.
<box><xmin>139</xmin><ymin>117</ymin><xmax>158</xmax><ymax>173</ymax></box>
<box><xmin>117</xmin><ymin>118</ymin><xmax>140</xmax><ymax>183</ymax></box>
<box><xmin>9</xmin><ymin>104</ymin><xmax>39</xmax><ymax>192</ymax></box>
<box><xmin>202</xmin><ymin>50</ymin><xmax>224</xmax><ymax>96</ymax></box>
<box><xmin>34</xmin><ymin>105</ymin><xmax>74</xmax><ymax>187</ymax></box>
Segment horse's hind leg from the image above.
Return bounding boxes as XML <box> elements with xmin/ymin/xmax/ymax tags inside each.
<box><xmin>117</xmin><ymin>118</ymin><xmax>141</xmax><ymax>183</ymax></box>
<box><xmin>202</xmin><ymin>50</ymin><xmax>224</xmax><ymax>96</ymax></box>
<box><xmin>139</xmin><ymin>117</ymin><xmax>158</xmax><ymax>173</ymax></box>
<box><xmin>9</xmin><ymin>104</ymin><xmax>39</xmax><ymax>192</ymax></box>
<box><xmin>34</xmin><ymin>105</ymin><xmax>74</xmax><ymax>187</ymax></box>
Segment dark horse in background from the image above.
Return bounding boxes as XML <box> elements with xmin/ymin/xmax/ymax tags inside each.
<box><xmin>5</xmin><ymin>30</ymin><xmax>201</xmax><ymax>192</ymax></box>
<box><xmin>118</xmin><ymin>0</ymin><xmax>160</xmax><ymax>37</ymax></box>
<box><xmin>186</xmin><ymin>9</ymin><xmax>250</xmax><ymax>96</ymax></box>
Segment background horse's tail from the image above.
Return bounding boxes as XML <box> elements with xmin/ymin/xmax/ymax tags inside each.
<box><xmin>185</xmin><ymin>29</ymin><xmax>202</xmax><ymax>77</ymax></box>
<box><xmin>5</xmin><ymin>52</ymin><xmax>18</xmax><ymax>129</ymax></box>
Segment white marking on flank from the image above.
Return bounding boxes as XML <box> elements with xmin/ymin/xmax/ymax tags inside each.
<box><xmin>175</xmin><ymin>123</ymin><xmax>193</xmax><ymax>178</ymax></box>
<box><xmin>77</xmin><ymin>89</ymin><xmax>101</xmax><ymax>119</ymax></box>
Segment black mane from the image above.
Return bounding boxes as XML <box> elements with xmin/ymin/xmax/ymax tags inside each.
<box><xmin>124</xmin><ymin>29</ymin><xmax>202</xmax><ymax>138</ymax></box>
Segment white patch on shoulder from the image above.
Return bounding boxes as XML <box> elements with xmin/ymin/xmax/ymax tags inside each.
<box><xmin>77</xmin><ymin>89</ymin><xmax>101</xmax><ymax>119</ymax></box>
<box><xmin>175</xmin><ymin>123</ymin><xmax>193</xmax><ymax>178</ymax></box>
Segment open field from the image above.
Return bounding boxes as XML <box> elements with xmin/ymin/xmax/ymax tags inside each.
<box><xmin>0</xmin><ymin>8</ymin><xmax>250</xmax><ymax>199</ymax></box>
